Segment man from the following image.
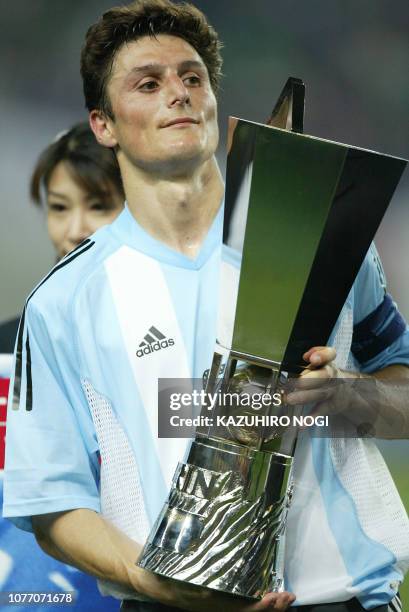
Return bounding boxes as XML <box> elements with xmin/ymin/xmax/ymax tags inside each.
<box><xmin>3</xmin><ymin>1</ymin><xmax>409</xmax><ymax>611</ymax></box>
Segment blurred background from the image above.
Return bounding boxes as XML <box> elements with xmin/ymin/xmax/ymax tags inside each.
<box><xmin>1</xmin><ymin>0</ymin><xmax>408</xmax><ymax>323</ymax></box>
<box><xmin>0</xmin><ymin>0</ymin><xmax>409</xmax><ymax>321</ymax></box>
<box><xmin>0</xmin><ymin>0</ymin><xmax>408</xmax><ymax>606</ymax></box>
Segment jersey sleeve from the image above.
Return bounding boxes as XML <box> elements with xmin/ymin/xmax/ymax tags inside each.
<box><xmin>351</xmin><ymin>243</ymin><xmax>409</xmax><ymax>373</ymax></box>
<box><xmin>3</xmin><ymin>298</ymin><xmax>101</xmax><ymax>532</ymax></box>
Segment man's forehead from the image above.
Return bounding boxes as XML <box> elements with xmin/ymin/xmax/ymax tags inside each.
<box><xmin>111</xmin><ymin>34</ymin><xmax>204</xmax><ymax>78</ymax></box>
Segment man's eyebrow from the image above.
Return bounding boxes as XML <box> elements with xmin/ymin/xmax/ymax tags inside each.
<box><xmin>177</xmin><ymin>60</ymin><xmax>206</xmax><ymax>73</ymax></box>
<box><xmin>127</xmin><ymin>59</ymin><xmax>206</xmax><ymax>78</ymax></box>
<box><xmin>128</xmin><ymin>63</ymin><xmax>163</xmax><ymax>77</ymax></box>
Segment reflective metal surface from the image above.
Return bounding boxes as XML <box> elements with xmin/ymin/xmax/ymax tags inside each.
<box><xmin>266</xmin><ymin>76</ymin><xmax>305</xmax><ymax>133</ymax></box>
<box><xmin>225</xmin><ymin>120</ymin><xmax>406</xmax><ymax>372</ymax></box>
<box><xmin>140</xmin><ymin>352</ymin><xmax>297</xmax><ymax>597</ymax></box>
<box><xmin>139</xmin><ymin>438</ymin><xmax>293</xmax><ymax>597</ymax></box>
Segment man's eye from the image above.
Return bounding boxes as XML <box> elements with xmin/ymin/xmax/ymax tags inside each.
<box><xmin>138</xmin><ymin>80</ymin><xmax>159</xmax><ymax>91</ymax></box>
<box><xmin>48</xmin><ymin>203</ymin><xmax>66</xmax><ymax>213</ymax></box>
<box><xmin>183</xmin><ymin>75</ymin><xmax>201</xmax><ymax>86</ymax></box>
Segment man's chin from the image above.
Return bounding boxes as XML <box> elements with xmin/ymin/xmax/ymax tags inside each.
<box><xmin>166</xmin><ymin>140</ymin><xmax>206</xmax><ymax>159</ymax></box>
<box><xmin>146</xmin><ymin>147</ymin><xmax>213</xmax><ymax>176</ymax></box>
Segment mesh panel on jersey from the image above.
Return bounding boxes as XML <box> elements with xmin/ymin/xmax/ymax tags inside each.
<box><xmin>331</xmin><ymin>305</ymin><xmax>409</xmax><ymax>568</ymax></box>
<box><xmin>82</xmin><ymin>379</ymin><xmax>150</xmax><ymax>544</ymax></box>
<box><xmin>331</xmin><ymin>304</ymin><xmax>409</xmax><ymax>566</ymax></box>
<box><xmin>330</xmin><ymin>438</ymin><xmax>409</xmax><ymax>567</ymax></box>
<box><xmin>332</xmin><ymin>304</ymin><xmax>353</xmax><ymax>370</ymax></box>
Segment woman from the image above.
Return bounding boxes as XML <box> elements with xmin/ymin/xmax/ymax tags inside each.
<box><xmin>0</xmin><ymin>122</ymin><xmax>124</xmax><ymax>351</ymax></box>
<box><xmin>31</xmin><ymin>121</ymin><xmax>124</xmax><ymax>260</ymax></box>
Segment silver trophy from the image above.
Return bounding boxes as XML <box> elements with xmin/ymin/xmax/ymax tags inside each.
<box><xmin>138</xmin><ymin>79</ymin><xmax>407</xmax><ymax>599</ymax></box>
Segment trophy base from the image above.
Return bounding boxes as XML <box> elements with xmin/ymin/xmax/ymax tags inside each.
<box><xmin>138</xmin><ymin>437</ymin><xmax>293</xmax><ymax>599</ymax></box>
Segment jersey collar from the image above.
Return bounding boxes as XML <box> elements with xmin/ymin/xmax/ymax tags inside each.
<box><xmin>109</xmin><ymin>202</ymin><xmax>223</xmax><ymax>270</ymax></box>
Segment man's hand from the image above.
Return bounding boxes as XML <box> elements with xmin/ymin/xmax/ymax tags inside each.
<box><xmin>33</xmin><ymin>509</ymin><xmax>296</xmax><ymax>612</ymax></box>
<box><xmin>250</xmin><ymin>591</ymin><xmax>296</xmax><ymax>611</ymax></box>
<box><xmin>285</xmin><ymin>346</ymin><xmax>409</xmax><ymax>439</ymax></box>
<box><xmin>137</xmin><ymin>567</ymin><xmax>296</xmax><ymax>612</ymax></box>
<box><xmin>284</xmin><ymin>346</ymin><xmax>373</xmax><ymax>436</ymax></box>
<box><xmin>285</xmin><ymin>345</ymin><xmax>340</xmax><ymax>408</ymax></box>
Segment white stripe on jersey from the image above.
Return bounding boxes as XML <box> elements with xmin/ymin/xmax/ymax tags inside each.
<box><xmin>330</xmin><ymin>437</ymin><xmax>409</xmax><ymax>572</ymax></box>
<box><xmin>285</xmin><ymin>432</ymin><xmax>358</xmax><ymax>604</ymax></box>
<box><xmin>388</xmin><ymin>594</ymin><xmax>402</xmax><ymax>612</ymax></box>
<box><xmin>218</xmin><ymin>259</ymin><xmax>240</xmax><ymax>350</ymax></box>
<box><xmin>284</xmin><ymin>304</ymin><xmax>356</xmax><ymax>604</ymax></box>
<box><xmin>105</xmin><ymin>247</ymin><xmax>191</xmax><ymax>488</ymax></box>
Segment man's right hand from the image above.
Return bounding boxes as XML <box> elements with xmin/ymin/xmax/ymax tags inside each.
<box><xmin>253</xmin><ymin>591</ymin><xmax>296</xmax><ymax>611</ymax></box>
<box><xmin>32</xmin><ymin>508</ymin><xmax>295</xmax><ymax>612</ymax></box>
<box><xmin>135</xmin><ymin>566</ymin><xmax>296</xmax><ymax>612</ymax></box>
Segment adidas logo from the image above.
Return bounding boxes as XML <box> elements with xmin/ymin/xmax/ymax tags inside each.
<box><xmin>136</xmin><ymin>326</ymin><xmax>175</xmax><ymax>358</ymax></box>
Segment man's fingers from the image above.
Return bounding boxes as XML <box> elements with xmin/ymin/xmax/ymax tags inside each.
<box><xmin>284</xmin><ymin>367</ymin><xmax>338</xmax><ymax>396</ymax></box>
<box><xmin>256</xmin><ymin>591</ymin><xmax>296</xmax><ymax>610</ymax></box>
<box><xmin>286</xmin><ymin>386</ymin><xmax>334</xmax><ymax>406</ymax></box>
<box><xmin>303</xmin><ymin>346</ymin><xmax>336</xmax><ymax>368</ymax></box>
<box><xmin>273</xmin><ymin>592</ymin><xmax>296</xmax><ymax>610</ymax></box>
<box><xmin>303</xmin><ymin>346</ymin><xmax>326</xmax><ymax>362</ymax></box>
<box><xmin>299</xmin><ymin>366</ymin><xmax>338</xmax><ymax>384</ymax></box>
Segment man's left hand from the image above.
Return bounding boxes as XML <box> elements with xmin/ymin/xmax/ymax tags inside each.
<box><xmin>284</xmin><ymin>346</ymin><xmax>409</xmax><ymax>439</ymax></box>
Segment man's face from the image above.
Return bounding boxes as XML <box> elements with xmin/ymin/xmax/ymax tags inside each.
<box><xmin>105</xmin><ymin>34</ymin><xmax>219</xmax><ymax>174</ymax></box>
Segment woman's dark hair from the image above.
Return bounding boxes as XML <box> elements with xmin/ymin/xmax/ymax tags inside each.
<box><xmin>30</xmin><ymin>122</ymin><xmax>124</xmax><ymax>205</ymax></box>
<box><xmin>81</xmin><ymin>0</ymin><xmax>223</xmax><ymax>118</ymax></box>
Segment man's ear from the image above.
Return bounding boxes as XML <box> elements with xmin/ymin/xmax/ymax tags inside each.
<box><xmin>89</xmin><ymin>110</ymin><xmax>118</xmax><ymax>148</ymax></box>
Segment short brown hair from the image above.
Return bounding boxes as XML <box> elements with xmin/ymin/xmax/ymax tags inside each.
<box><xmin>30</xmin><ymin>122</ymin><xmax>124</xmax><ymax>205</ymax></box>
<box><xmin>80</xmin><ymin>0</ymin><xmax>223</xmax><ymax>118</ymax></box>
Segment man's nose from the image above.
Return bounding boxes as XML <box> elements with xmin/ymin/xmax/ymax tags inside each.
<box><xmin>66</xmin><ymin>210</ymin><xmax>91</xmax><ymax>246</ymax></box>
<box><xmin>167</xmin><ymin>76</ymin><xmax>190</xmax><ymax>107</ymax></box>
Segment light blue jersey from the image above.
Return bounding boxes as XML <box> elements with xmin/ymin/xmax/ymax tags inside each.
<box><xmin>284</xmin><ymin>246</ymin><xmax>409</xmax><ymax>609</ymax></box>
<box><xmin>3</xmin><ymin>205</ymin><xmax>409</xmax><ymax>608</ymax></box>
<box><xmin>4</xmin><ymin>205</ymin><xmax>222</xmax><ymax>596</ymax></box>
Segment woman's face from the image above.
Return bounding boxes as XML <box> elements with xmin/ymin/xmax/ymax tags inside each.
<box><xmin>46</xmin><ymin>161</ymin><xmax>124</xmax><ymax>259</ymax></box>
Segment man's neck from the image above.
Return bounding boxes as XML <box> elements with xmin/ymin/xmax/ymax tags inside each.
<box><xmin>121</xmin><ymin>157</ymin><xmax>224</xmax><ymax>259</ymax></box>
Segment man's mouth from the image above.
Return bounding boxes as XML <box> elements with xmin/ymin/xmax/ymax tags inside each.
<box><xmin>162</xmin><ymin>117</ymin><xmax>199</xmax><ymax>128</ymax></box>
